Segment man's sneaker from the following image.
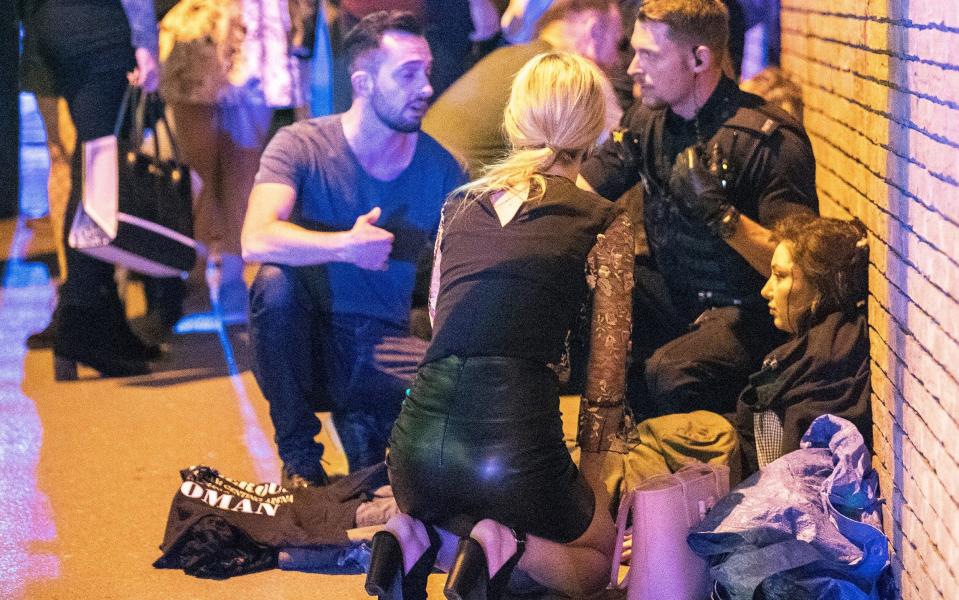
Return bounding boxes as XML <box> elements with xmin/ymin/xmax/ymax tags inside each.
<box><xmin>281</xmin><ymin>463</ymin><xmax>330</xmax><ymax>489</ymax></box>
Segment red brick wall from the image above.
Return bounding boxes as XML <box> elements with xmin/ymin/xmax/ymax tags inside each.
<box><xmin>780</xmin><ymin>2</ymin><xmax>959</xmax><ymax>597</ymax></box>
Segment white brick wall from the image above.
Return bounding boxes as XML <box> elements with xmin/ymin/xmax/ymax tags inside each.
<box><xmin>780</xmin><ymin>2</ymin><xmax>959</xmax><ymax>597</ymax></box>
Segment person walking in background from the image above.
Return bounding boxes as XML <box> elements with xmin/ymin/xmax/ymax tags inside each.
<box><xmin>159</xmin><ymin>0</ymin><xmax>305</xmax><ymax>320</ymax></box>
<box><xmin>19</xmin><ymin>0</ymin><xmax>162</xmax><ymax>378</ymax></box>
<box><xmin>423</xmin><ymin>0</ymin><xmax>625</xmax><ymax>179</ymax></box>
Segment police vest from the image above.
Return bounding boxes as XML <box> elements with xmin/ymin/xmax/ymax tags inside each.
<box><xmin>626</xmin><ymin>99</ymin><xmax>811</xmax><ymax>321</ymax></box>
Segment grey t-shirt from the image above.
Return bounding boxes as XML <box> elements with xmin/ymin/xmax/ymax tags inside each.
<box><xmin>255</xmin><ymin>115</ymin><xmax>466</xmax><ymax>325</ymax></box>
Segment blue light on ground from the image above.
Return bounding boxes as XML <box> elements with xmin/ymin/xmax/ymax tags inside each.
<box><xmin>0</xmin><ymin>218</ymin><xmax>60</xmax><ymax>597</ymax></box>
<box><xmin>18</xmin><ymin>93</ymin><xmax>49</xmax><ymax>219</ymax></box>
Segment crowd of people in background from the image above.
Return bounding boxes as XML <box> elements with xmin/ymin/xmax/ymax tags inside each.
<box><xmin>15</xmin><ymin>0</ymin><xmax>876</xmax><ymax>597</ymax></box>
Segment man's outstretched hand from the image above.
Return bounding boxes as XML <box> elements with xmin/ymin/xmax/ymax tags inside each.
<box><xmin>342</xmin><ymin>207</ymin><xmax>395</xmax><ymax>270</ymax></box>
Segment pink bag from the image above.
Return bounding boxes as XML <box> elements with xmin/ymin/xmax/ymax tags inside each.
<box><xmin>610</xmin><ymin>463</ymin><xmax>730</xmax><ymax>600</ymax></box>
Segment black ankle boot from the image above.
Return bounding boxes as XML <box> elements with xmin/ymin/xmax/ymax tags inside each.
<box><xmin>366</xmin><ymin>525</ymin><xmax>440</xmax><ymax>600</ymax></box>
<box><xmin>52</xmin><ymin>305</ymin><xmax>150</xmax><ymax>380</ymax></box>
<box><xmin>444</xmin><ymin>526</ymin><xmax>526</xmax><ymax>600</ymax></box>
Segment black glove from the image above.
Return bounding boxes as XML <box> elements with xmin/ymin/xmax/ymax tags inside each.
<box><xmin>612</xmin><ymin>127</ymin><xmax>642</xmax><ymax>172</ymax></box>
<box><xmin>668</xmin><ymin>143</ymin><xmax>732</xmax><ymax>230</ymax></box>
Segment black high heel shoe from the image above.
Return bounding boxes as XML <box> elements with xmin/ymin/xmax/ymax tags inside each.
<box><xmin>365</xmin><ymin>521</ymin><xmax>441</xmax><ymax>600</ymax></box>
<box><xmin>444</xmin><ymin>522</ymin><xmax>526</xmax><ymax>600</ymax></box>
<box><xmin>32</xmin><ymin>308</ymin><xmax>162</xmax><ymax>360</ymax></box>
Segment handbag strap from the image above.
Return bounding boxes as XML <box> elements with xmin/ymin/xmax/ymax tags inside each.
<box><xmin>609</xmin><ymin>489</ymin><xmax>634</xmax><ymax>589</ymax></box>
<box><xmin>113</xmin><ymin>84</ymin><xmax>151</xmax><ymax>150</ymax></box>
<box><xmin>113</xmin><ymin>85</ymin><xmax>137</xmax><ymax>139</ymax></box>
<box><xmin>117</xmin><ymin>89</ymin><xmax>187</xmax><ymax>166</ymax></box>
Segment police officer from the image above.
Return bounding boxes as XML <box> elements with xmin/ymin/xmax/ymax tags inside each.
<box><xmin>579</xmin><ymin>0</ymin><xmax>817</xmax><ymax>416</ymax></box>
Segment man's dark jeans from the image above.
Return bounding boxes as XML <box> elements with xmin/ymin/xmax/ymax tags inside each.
<box><xmin>250</xmin><ymin>264</ymin><xmax>428</xmax><ymax>476</ymax></box>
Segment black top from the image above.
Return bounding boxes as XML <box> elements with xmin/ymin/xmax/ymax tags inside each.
<box><xmin>581</xmin><ymin>77</ymin><xmax>818</xmax><ymax>321</ymax></box>
<box><xmin>425</xmin><ymin>175</ymin><xmax>622</xmax><ymax>365</ymax></box>
<box><xmin>731</xmin><ymin>311</ymin><xmax>872</xmax><ymax>476</ymax></box>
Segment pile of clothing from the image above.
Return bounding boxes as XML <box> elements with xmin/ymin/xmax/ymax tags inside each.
<box><xmin>688</xmin><ymin>415</ymin><xmax>893</xmax><ymax>599</ymax></box>
<box><xmin>154</xmin><ymin>462</ymin><xmax>396</xmax><ymax>578</ymax></box>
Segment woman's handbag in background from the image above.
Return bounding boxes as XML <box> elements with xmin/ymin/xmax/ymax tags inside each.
<box><xmin>610</xmin><ymin>462</ymin><xmax>730</xmax><ymax>600</ymax></box>
<box><xmin>68</xmin><ymin>86</ymin><xmax>200</xmax><ymax>278</ymax></box>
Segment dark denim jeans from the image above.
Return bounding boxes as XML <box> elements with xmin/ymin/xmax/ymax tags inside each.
<box><xmin>250</xmin><ymin>264</ymin><xmax>428</xmax><ymax>475</ymax></box>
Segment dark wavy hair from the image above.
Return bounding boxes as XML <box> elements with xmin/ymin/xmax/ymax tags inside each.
<box><xmin>343</xmin><ymin>10</ymin><xmax>423</xmax><ymax>75</ymax></box>
<box><xmin>772</xmin><ymin>214</ymin><xmax>869</xmax><ymax>334</ymax></box>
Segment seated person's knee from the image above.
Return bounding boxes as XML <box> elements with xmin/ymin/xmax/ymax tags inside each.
<box><xmin>644</xmin><ymin>346</ymin><xmax>697</xmax><ymax>414</ymax></box>
<box><xmin>249</xmin><ymin>264</ymin><xmax>299</xmax><ymax>316</ymax></box>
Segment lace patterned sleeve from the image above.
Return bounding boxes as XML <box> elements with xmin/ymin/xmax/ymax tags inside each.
<box><xmin>579</xmin><ymin>211</ymin><xmax>634</xmax><ymax>453</ymax></box>
<box><xmin>428</xmin><ymin>204</ymin><xmax>448</xmax><ymax>327</ymax></box>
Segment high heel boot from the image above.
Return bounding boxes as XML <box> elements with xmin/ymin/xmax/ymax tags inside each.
<box><xmin>52</xmin><ymin>305</ymin><xmax>150</xmax><ymax>380</ymax></box>
<box><xmin>365</xmin><ymin>516</ymin><xmax>441</xmax><ymax>600</ymax></box>
<box><xmin>444</xmin><ymin>520</ymin><xmax>526</xmax><ymax>600</ymax></box>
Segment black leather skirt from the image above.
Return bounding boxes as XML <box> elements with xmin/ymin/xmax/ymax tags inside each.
<box><xmin>387</xmin><ymin>355</ymin><xmax>595</xmax><ymax>543</ymax></box>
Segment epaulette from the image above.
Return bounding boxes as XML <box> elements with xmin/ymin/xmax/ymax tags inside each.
<box><xmin>721</xmin><ymin>103</ymin><xmax>808</xmax><ymax>143</ymax></box>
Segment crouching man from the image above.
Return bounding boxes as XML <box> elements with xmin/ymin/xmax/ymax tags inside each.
<box><xmin>242</xmin><ymin>11</ymin><xmax>465</xmax><ymax>487</ymax></box>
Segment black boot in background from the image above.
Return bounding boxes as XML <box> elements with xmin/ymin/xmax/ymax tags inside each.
<box><xmin>52</xmin><ymin>304</ymin><xmax>150</xmax><ymax>380</ymax></box>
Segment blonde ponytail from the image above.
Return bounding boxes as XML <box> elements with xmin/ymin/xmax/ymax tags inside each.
<box><xmin>449</xmin><ymin>51</ymin><xmax>608</xmax><ymax>215</ymax></box>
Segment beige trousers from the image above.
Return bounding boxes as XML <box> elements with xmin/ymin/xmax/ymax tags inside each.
<box><xmin>571</xmin><ymin>410</ymin><xmax>741</xmax><ymax>513</ymax></box>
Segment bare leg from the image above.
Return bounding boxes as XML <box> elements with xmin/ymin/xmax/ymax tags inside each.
<box><xmin>381</xmin><ymin>513</ymin><xmax>459</xmax><ymax>573</ymax></box>
<box><xmin>207</xmin><ymin>102</ymin><xmax>271</xmax><ymax>313</ymax></box>
<box><xmin>216</xmin><ymin>101</ymin><xmax>272</xmax><ymax>258</ymax></box>
<box><xmin>38</xmin><ymin>96</ymin><xmax>76</xmax><ymax>280</ymax></box>
<box><xmin>520</xmin><ymin>455</ymin><xmax>617</xmax><ymax>596</ymax></box>
<box><xmin>169</xmin><ymin>103</ymin><xmax>220</xmax><ymax>258</ymax></box>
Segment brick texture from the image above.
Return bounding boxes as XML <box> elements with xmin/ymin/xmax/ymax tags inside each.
<box><xmin>779</xmin><ymin>2</ymin><xmax>959</xmax><ymax>597</ymax></box>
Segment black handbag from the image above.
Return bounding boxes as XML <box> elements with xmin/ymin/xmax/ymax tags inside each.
<box><xmin>68</xmin><ymin>86</ymin><xmax>200</xmax><ymax>278</ymax></box>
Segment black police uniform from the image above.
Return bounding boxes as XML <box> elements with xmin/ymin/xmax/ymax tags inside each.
<box><xmin>580</xmin><ymin>76</ymin><xmax>818</xmax><ymax>416</ymax></box>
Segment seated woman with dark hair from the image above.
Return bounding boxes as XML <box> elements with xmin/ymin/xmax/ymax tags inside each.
<box><xmin>603</xmin><ymin>215</ymin><xmax>872</xmax><ymax>566</ymax></box>
<box><xmin>734</xmin><ymin>214</ymin><xmax>872</xmax><ymax>474</ymax></box>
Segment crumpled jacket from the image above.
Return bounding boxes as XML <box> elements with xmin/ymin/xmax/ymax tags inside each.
<box><xmin>154</xmin><ymin>462</ymin><xmax>389</xmax><ymax>578</ymax></box>
<box><xmin>732</xmin><ymin>310</ymin><xmax>872</xmax><ymax>475</ymax></box>
<box><xmin>687</xmin><ymin>415</ymin><xmax>892</xmax><ymax>599</ymax></box>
